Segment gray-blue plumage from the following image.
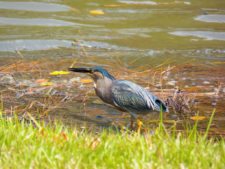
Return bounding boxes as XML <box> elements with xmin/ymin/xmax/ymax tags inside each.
<box><xmin>111</xmin><ymin>80</ymin><xmax>167</xmax><ymax>114</ymax></box>
<box><xmin>69</xmin><ymin>66</ymin><xmax>168</xmax><ymax>119</ymax></box>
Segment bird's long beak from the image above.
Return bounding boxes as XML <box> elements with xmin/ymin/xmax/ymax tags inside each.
<box><xmin>68</xmin><ymin>67</ymin><xmax>92</xmax><ymax>73</ymax></box>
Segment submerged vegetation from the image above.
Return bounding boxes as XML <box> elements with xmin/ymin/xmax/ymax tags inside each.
<box><xmin>0</xmin><ymin>111</ymin><xmax>224</xmax><ymax>169</ymax></box>
<box><xmin>0</xmin><ymin>56</ymin><xmax>224</xmax><ymax>134</ymax></box>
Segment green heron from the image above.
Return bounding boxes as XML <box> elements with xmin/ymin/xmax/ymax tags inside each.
<box><xmin>69</xmin><ymin>66</ymin><xmax>168</xmax><ymax>128</ymax></box>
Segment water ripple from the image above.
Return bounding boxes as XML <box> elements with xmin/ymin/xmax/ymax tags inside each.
<box><xmin>0</xmin><ymin>1</ymin><xmax>70</xmax><ymax>12</ymax></box>
<box><xmin>0</xmin><ymin>17</ymin><xmax>77</xmax><ymax>27</ymax></box>
<box><xmin>195</xmin><ymin>14</ymin><xmax>225</xmax><ymax>23</ymax></box>
<box><xmin>170</xmin><ymin>31</ymin><xmax>225</xmax><ymax>41</ymax></box>
<box><xmin>118</xmin><ymin>0</ymin><xmax>157</xmax><ymax>5</ymax></box>
<box><xmin>0</xmin><ymin>40</ymin><xmax>73</xmax><ymax>52</ymax></box>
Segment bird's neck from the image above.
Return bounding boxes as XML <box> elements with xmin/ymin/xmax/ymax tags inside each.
<box><xmin>94</xmin><ymin>78</ymin><xmax>114</xmax><ymax>104</ymax></box>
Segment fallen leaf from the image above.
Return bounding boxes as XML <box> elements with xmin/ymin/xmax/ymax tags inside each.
<box><xmin>92</xmin><ymin>100</ymin><xmax>103</xmax><ymax>104</ymax></box>
<box><xmin>89</xmin><ymin>138</ymin><xmax>101</xmax><ymax>150</ymax></box>
<box><xmin>36</xmin><ymin>79</ymin><xmax>48</xmax><ymax>83</ymax></box>
<box><xmin>50</xmin><ymin>71</ymin><xmax>70</xmax><ymax>76</ymax></box>
<box><xmin>40</xmin><ymin>81</ymin><xmax>53</xmax><ymax>86</ymax></box>
<box><xmin>89</xmin><ymin>10</ymin><xmax>104</xmax><ymax>15</ymax></box>
<box><xmin>39</xmin><ymin>128</ymin><xmax>45</xmax><ymax>137</ymax></box>
<box><xmin>190</xmin><ymin>116</ymin><xmax>206</xmax><ymax>121</ymax></box>
<box><xmin>80</xmin><ymin>78</ymin><xmax>92</xmax><ymax>84</ymax></box>
<box><xmin>61</xmin><ymin>132</ymin><xmax>69</xmax><ymax>141</ymax></box>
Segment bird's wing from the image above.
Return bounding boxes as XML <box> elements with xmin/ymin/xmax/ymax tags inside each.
<box><xmin>111</xmin><ymin>80</ymin><xmax>157</xmax><ymax>112</ymax></box>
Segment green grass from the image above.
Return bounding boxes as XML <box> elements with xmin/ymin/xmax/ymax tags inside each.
<box><xmin>0</xmin><ymin>114</ymin><xmax>224</xmax><ymax>169</ymax></box>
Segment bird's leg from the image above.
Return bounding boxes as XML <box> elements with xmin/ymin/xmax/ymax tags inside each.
<box><xmin>130</xmin><ymin>112</ymin><xmax>137</xmax><ymax>130</ymax></box>
<box><xmin>130</xmin><ymin>116</ymin><xmax>135</xmax><ymax>130</ymax></box>
<box><xmin>130</xmin><ymin>113</ymin><xmax>144</xmax><ymax>133</ymax></box>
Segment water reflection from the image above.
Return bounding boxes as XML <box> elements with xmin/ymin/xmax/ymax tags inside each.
<box><xmin>0</xmin><ymin>39</ymin><xmax>134</xmax><ymax>52</ymax></box>
<box><xmin>170</xmin><ymin>31</ymin><xmax>225</xmax><ymax>41</ymax></box>
<box><xmin>77</xmin><ymin>40</ymin><xmax>133</xmax><ymax>51</ymax></box>
<box><xmin>0</xmin><ymin>1</ymin><xmax>70</xmax><ymax>12</ymax></box>
<box><xmin>118</xmin><ymin>0</ymin><xmax>157</xmax><ymax>5</ymax></box>
<box><xmin>0</xmin><ymin>40</ymin><xmax>73</xmax><ymax>52</ymax></box>
<box><xmin>195</xmin><ymin>14</ymin><xmax>225</xmax><ymax>23</ymax></box>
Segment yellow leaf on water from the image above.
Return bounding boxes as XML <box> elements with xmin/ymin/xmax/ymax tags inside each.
<box><xmin>89</xmin><ymin>10</ymin><xmax>104</xmax><ymax>15</ymax></box>
<box><xmin>50</xmin><ymin>71</ymin><xmax>70</xmax><ymax>76</ymax></box>
<box><xmin>190</xmin><ymin>116</ymin><xmax>206</xmax><ymax>121</ymax></box>
<box><xmin>40</xmin><ymin>81</ymin><xmax>53</xmax><ymax>86</ymax></box>
<box><xmin>80</xmin><ymin>79</ymin><xmax>92</xmax><ymax>84</ymax></box>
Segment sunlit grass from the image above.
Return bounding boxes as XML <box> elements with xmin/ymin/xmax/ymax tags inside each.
<box><xmin>0</xmin><ymin>111</ymin><xmax>224</xmax><ymax>169</ymax></box>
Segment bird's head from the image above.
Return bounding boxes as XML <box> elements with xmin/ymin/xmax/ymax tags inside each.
<box><xmin>68</xmin><ymin>66</ymin><xmax>115</xmax><ymax>82</ymax></box>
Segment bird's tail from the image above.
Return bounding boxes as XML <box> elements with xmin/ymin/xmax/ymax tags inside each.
<box><xmin>155</xmin><ymin>99</ymin><xmax>169</xmax><ymax>113</ymax></box>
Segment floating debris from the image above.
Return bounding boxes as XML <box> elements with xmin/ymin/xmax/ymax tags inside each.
<box><xmin>89</xmin><ymin>10</ymin><xmax>105</xmax><ymax>15</ymax></box>
<box><xmin>104</xmin><ymin>4</ymin><xmax>121</xmax><ymax>7</ymax></box>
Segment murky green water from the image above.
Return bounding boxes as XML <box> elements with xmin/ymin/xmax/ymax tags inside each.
<box><xmin>0</xmin><ymin>0</ymin><xmax>224</xmax><ymax>133</ymax></box>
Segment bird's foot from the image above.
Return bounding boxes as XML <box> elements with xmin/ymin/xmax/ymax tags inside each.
<box><xmin>128</xmin><ymin>118</ymin><xmax>144</xmax><ymax>132</ymax></box>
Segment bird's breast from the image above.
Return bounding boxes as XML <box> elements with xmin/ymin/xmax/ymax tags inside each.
<box><xmin>94</xmin><ymin>80</ymin><xmax>114</xmax><ymax>105</ymax></box>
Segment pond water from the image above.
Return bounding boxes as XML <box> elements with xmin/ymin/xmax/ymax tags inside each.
<box><xmin>0</xmin><ymin>0</ymin><xmax>224</xmax><ymax>134</ymax></box>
